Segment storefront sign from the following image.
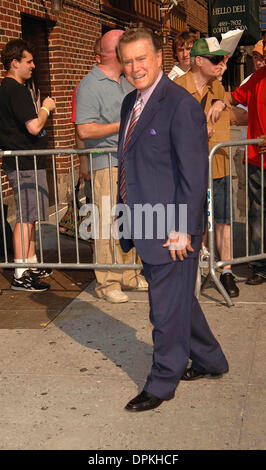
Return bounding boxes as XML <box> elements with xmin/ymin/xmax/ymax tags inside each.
<box><xmin>209</xmin><ymin>0</ymin><xmax>260</xmax><ymax>44</ymax></box>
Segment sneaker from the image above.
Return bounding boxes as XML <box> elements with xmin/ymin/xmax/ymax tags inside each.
<box><xmin>103</xmin><ymin>290</ymin><xmax>129</xmax><ymax>304</ymax></box>
<box><xmin>123</xmin><ymin>275</ymin><xmax>148</xmax><ymax>291</ymax></box>
<box><xmin>30</xmin><ymin>268</ymin><xmax>53</xmax><ymax>278</ymax></box>
<box><xmin>135</xmin><ymin>277</ymin><xmax>148</xmax><ymax>291</ymax></box>
<box><xmin>11</xmin><ymin>270</ymin><xmax>50</xmax><ymax>292</ymax></box>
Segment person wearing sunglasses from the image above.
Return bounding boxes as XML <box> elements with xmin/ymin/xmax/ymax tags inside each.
<box><xmin>175</xmin><ymin>37</ymin><xmax>240</xmax><ymax>298</ymax></box>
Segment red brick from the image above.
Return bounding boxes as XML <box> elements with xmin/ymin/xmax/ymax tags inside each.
<box><xmin>0</xmin><ymin>0</ymin><xmax>207</xmax><ymax>199</ymax></box>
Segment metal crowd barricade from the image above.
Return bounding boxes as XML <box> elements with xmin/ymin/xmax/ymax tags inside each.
<box><xmin>1</xmin><ymin>142</ymin><xmax>265</xmax><ymax>305</ymax></box>
<box><xmin>197</xmin><ymin>138</ymin><xmax>265</xmax><ymax>307</ymax></box>
<box><xmin>0</xmin><ymin>147</ymin><xmax>140</xmax><ymax>271</ymax></box>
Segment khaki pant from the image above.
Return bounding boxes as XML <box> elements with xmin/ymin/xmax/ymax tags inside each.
<box><xmin>93</xmin><ymin>167</ymin><xmax>141</xmax><ymax>298</ymax></box>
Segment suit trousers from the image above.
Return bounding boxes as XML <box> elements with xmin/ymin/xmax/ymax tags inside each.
<box><xmin>142</xmin><ymin>255</ymin><xmax>229</xmax><ymax>400</ymax></box>
<box><xmin>93</xmin><ymin>167</ymin><xmax>141</xmax><ymax>297</ymax></box>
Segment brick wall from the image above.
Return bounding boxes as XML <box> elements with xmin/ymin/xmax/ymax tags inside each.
<box><xmin>0</xmin><ymin>0</ymin><xmax>208</xmax><ymax>205</ymax></box>
<box><xmin>0</xmin><ymin>0</ymin><xmax>101</xmax><ymax>203</ymax></box>
<box><xmin>185</xmin><ymin>0</ymin><xmax>208</xmax><ymax>35</ymax></box>
<box><xmin>162</xmin><ymin>39</ymin><xmax>176</xmax><ymax>75</ymax></box>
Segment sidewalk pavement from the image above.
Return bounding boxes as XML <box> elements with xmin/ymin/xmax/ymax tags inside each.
<box><xmin>0</xmin><ymin>229</ymin><xmax>265</xmax><ymax>450</ymax></box>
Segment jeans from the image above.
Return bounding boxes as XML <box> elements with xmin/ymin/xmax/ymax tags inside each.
<box><xmin>213</xmin><ymin>176</ymin><xmax>232</xmax><ymax>224</ymax></box>
<box><xmin>248</xmin><ymin>164</ymin><xmax>266</xmax><ymax>276</ymax></box>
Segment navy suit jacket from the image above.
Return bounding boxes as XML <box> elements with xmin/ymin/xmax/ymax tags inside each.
<box><xmin>117</xmin><ymin>73</ymin><xmax>209</xmax><ymax>265</ymax></box>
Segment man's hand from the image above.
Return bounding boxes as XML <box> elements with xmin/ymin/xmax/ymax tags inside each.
<box><xmin>163</xmin><ymin>231</ymin><xmax>194</xmax><ymax>261</ymax></box>
<box><xmin>258</xmin><ymin>135</ymin><xmax>266</xmax><ymax>152</ymax></box>
<box><xmin>79</xmin><ymin>154</ymin><xmax>90</xmax><ymax>181</ymax></box>
<box><xmin>207</xmin><ymin>125</ymin><xmax>214</xmax><ymax>138</ymax></box>
<box><xmin>42</xmin><ymin>96</ymin><xmax>56</xmax><ymax>112</ymax></box>
<box><xmin>26</xmin><ymin>96</ymin><xmax>56</xmax><ymax>136</ymax></box>
<box><xmin>207</xmin><ymin>100</ymin><xmax>226</xmax><ymax>124</ymax></box>
<box><xmin>229</xmin><ymin>106</ymin><xmax>248</xmax><ymax>126</ymax></box>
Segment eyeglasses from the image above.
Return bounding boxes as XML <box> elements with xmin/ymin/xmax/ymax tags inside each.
<box><xmin>201</xmin><ymin>55</ymin><xmax>225</xmax><ymax>65</ymax></box>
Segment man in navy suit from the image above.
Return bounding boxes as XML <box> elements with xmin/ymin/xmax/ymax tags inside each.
<box><xmin>116</xmin><ymin>28</ymin><xmax>229</xmax><ymax>412</ymax></box>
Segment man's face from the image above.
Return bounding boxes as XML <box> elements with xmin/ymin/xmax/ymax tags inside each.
<box><xmin>197</xmin><ymin>55</ymin><xmax>225</xmax><ymax>80</ymax></box>
<box><xmin>263</xmin><ymin>33</ymin><xmax>266</xmax><ymax>60</ymax></box>
<box><xmin>120</xmin><ymin>38</ymin><xmax>162</xmax><ymax>92</ymax></box>
<box><xmin>100</xmin><ymin>30</ymin><xmax>123</xmax><ymax>74</ymax></box>
<box><xmin>15</xmin><ymin>51</ymin><xmax>35</xmax><ymax>83</ymax></box>
<box><xmin>252</xmin><ymin>52</ymin><xmax>265</xmax><ymax>71</ymax></box>
<box><xmin>175</xmin><ymin>41</ymin><xmax>193</xmax><ymax>68</ymax></box>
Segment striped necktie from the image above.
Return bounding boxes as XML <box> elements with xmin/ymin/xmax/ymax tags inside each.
<box><xmin>120</xmin><ymin>93</ymin><xmax>143</xmax><ymax>204</ymax></box>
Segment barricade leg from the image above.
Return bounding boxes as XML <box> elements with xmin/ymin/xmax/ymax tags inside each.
<box><xmin>194</xmin><ymin>257</ymin><xmax>201</xmax><ymax>299</ymax></box>
<box><xmin>201</xmin><ymin>271</ymin><xmax>212</xmax><ymax>291</ymax></box>
<box><xmin>209</xmin><ymin>266</ymin><xmax>234</xmax><ymax>307</ymax></box>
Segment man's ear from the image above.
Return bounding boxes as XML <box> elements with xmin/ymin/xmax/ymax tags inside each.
<box><xmin>11</xmin><ymin>58</ymin><xmax>20</xmax><ymax>70</ymax></box>
<box><xmin>195</xmin><ymin>56</ymin><xmax>202</xmax><ymax>67</ymax></box>
<box><xmin>157</xmin><ymin>49</ymin><xmax>163</xmax><ymax>66</ymax></box>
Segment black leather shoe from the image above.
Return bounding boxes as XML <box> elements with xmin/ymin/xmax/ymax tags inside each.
<box><xmin>125</xmin><ymin>391</ymin><xmax>164</xmax><ymax>412</ymax></box>
<box><xmin>246</xmin><ymin>273</ymin><xmax>266</xmax><ymax>285</ymax></box>
<box><xmin>181</xmin><ymin>367</ymin><xmax>225</xmax><ymax>381</ymax></box>
<box><xmin>220</xmin><ymin>272</ymin><xmax>239</xmax><ymax>298</ymax></box>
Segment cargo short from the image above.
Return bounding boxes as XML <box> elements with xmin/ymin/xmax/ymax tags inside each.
<box><xmin>6</xmin><ymin>169</ymin><xmax>49</xmax><ymax>223</ymax></box>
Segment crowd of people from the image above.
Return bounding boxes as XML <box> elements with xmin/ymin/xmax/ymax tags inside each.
<box><xmin>72</xmin><ymin>28</ymin><xmax>266</xmax><ymax>301</ymax></box>
<box><xmin>0</xmin><ymin>27</ymin><xmax>265</xmax><ymax>411</ymax></box>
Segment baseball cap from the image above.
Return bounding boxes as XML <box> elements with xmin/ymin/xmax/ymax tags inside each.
<box><xmin>252</xmin><ymin>40</ymin><xmax>263</xmax><ymax>56</ymax></box>
<box><xmin>190</xmin><ymin>37</ymin><xmax>230</xmax><ymax>57</ymax></box>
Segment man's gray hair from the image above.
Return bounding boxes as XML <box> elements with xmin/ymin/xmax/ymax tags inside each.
<box><xmin>117</xmin><ymin>27</ymin><xmax>162</xmax><ymax>62</ymax></box>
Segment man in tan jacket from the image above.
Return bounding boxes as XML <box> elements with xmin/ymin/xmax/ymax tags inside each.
<box><xmin>175</xmin><ymin>37</ymin><xmax>239</xmax><ymax>298</ymax></box>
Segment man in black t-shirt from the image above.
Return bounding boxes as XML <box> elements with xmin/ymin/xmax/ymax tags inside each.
<box><xmin>0</xmin><ymin>39</ymin><xmax>56</xmax><ymax>291</ymax></box>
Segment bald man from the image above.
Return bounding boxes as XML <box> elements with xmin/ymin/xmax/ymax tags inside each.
<box><xmin>76</xmin><ymin>30</ymin><xmax>147</xmax><ymax>303</ymax></box>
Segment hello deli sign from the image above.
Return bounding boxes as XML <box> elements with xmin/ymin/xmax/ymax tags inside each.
<box><xmin>209</xmin><ymin>0</ymin><xmax>260</xmax><ymax>43</ymax></box>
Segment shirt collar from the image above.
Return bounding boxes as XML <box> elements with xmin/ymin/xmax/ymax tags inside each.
<box><xmin>92</xmin><ymin>64</ymin><xmax>121</xmax><ymax>83</ymax></box>
<box><xmin>138</xmin><ymin>70</ymin><xmax>163</xmax><ymax>107</ymax></box>
<box><xmin>182</xmin><ymin>70</ymin><xmax>214</xmax><ymax>97</ymax></box>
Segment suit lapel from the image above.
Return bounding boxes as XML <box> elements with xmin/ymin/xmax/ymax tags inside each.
<box><xmin>118</xmin><ymin>90</ymin><xmax>137</xmax><ymax>162</ymax></box>
<box><xmin>119</xmin><ymin>91</ymin><xmax>137</xmax><ymax>140</ymax></box>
